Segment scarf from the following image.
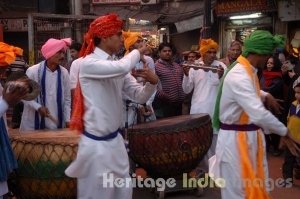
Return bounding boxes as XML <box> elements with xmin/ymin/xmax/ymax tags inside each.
<box><xmin>0</xmin><ymin>117</ymin><xmax>18</xmax><ymax>181</ymax></box>
<box><xmin>262</xmin><ymin>70</ymin><xmax>282</xmax><ymax>87</ymax></box>
<box><xmin>34</xmin><ymin>61</ymin><xmax>63</xmax><ymax>129</ymax></box>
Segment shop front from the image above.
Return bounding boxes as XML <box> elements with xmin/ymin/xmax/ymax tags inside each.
<box><xmin>215</xmin><ymin>0</ymin><xmax>277</xmax><ymax>57</ymax></box>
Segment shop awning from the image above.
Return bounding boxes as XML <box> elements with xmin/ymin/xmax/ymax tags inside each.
<box><xmin>175</xmin><ymin>15</ymin><xmax>203</xmax><ymax>33</ymax></box>
<box><xmin>91</xmin><ymin>0</ymin><xmax>205</xmax><ymax>24</ymax></box>
<box><xmin>215</xmin><ymin>0</ymin><xmax>277</xmax><ymax>17</ymax></box>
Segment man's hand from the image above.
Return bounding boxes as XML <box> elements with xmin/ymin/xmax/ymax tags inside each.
<box><xmin>264</xmin><ymin>94</ymin><xmax>284</xmax><ymax>115</ymax></box>
<box><xmin>134</xmin><ymin>64</ymin><xmax>159</xmax><ymax>85</ymax></box>
<box><xmin>280</xmin><ymin>130</ymin><xmax>300</xmax><ymax>156</ymax></box>
<box><xmin>217</xmin><ymin>65</ymin><xmax>224</xmax><ymax>79</ymax></box>
<box><xmin>38</xmin><ymin>106</ymin><xmax>50</xmax><ymax>117</ymax></box>
<box><xmin>3</xmin><ymin>84</ymin><xmax>27</xmax><ymax>106</ymax></box>
<box><xmin>182</xmin><ymin>64</ymin><xmax>190</xmax><ymax>76</ymax></box>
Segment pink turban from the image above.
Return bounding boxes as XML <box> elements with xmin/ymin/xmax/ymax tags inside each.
<box><xmin>41</xmin><ymin>38</ymin><xmax>72</xmax><ymax>59</ymax></box>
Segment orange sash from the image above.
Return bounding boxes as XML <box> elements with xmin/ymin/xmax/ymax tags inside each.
<box><xmin>236</xmin><ymin>56</ymin><xmax>270</xmax><ymax>199</ymax></box>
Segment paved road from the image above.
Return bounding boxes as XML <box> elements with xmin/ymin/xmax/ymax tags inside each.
<box><xmin>133</xmin><ymin>154</ymin><xmax>300</xmax><ymax>199</ymax></box>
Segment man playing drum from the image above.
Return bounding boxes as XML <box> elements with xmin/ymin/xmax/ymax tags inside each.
<box><xmin>66</xmin><ymin>14</ymin><xmax>158</xmax><ymax>199</ymax></box>
<box><xmin>0</xmin><ymin>42</ymin><xmax>29</xmax><ymax>199</ymax></box>
<box><xmin>20</xmin><ymin>38</ymin><xmax>72</xmax><ymax>131</ymax></box>
<box><xmin>211</xmin><ymin>30</ymin><xmax>300</xmax><ymax>199</ymax></box>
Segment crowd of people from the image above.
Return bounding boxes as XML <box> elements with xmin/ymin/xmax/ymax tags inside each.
<box><xmin>0</xmin><ymin>13</ymin><xmax>300</xmax><ymax>199</ymax></box>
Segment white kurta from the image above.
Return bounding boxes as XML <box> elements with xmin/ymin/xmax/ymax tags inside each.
<box><xmin>69</xmin><ymin>57</ymin><xmax>83</xmax><ymax>90</ymax></box>
<box><xmin>65</xmin><ymin>48</ymin><xmax>156</xmax><ymax>199</ymax></box>
<box><xmin>182</xmin><ymin>59</ymin><xmax>226</xmax><ymax>119</ymax></box>
<box><xmin>212</xmin><ymin>63</ymin><xmax>287</xmax><ymax>199</ymax></box>
<box><xmin>19</xmin><ymin>62</ymin><xmax>71</xmax><ymax>131</ymax></box>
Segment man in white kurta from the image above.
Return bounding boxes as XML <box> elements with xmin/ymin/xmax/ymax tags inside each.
<box><xmin>20</xmin><ymin>38</ymin><xmax>71</xmax><ymax>131</ymax></box>
<box><xmin>182</xmin><ymin>39</ymin><xmax>226</xmax><ymax>172</ymax></box>
<box><xmin>122</xmin><ymin>31</ymin><xmax>156</xmax><ymax>126</ymax></box>
<box><xmin>211</xmin><ymin>30</ymin><xmax>299</xmax><ymax>199</ymax></box>
<box><xmin>65</xmin><ymin>14</ymin><xmax>157</xmax><ymax>199</ymax></box>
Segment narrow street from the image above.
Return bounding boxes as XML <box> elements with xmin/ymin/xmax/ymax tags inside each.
<box><xmin>133</xmin><ymin>154</ymin><xmax>300</xmax><ymax>199</ymax></box>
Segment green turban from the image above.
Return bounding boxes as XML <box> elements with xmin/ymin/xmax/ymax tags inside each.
<box><xmin>242</xmin><ymin>30</ymin><xmax>285</xmax><ymax>57</ymax></box>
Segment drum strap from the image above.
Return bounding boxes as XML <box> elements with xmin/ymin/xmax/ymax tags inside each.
<box><xmin>83</xmin><ymin>129</ymin><xmax>121</xmax><ymax>141</ymax></box>
<box><xmin>0</xmin><ymin>117</ymin><xmax>18</xmax><ymax>181</ymax></box>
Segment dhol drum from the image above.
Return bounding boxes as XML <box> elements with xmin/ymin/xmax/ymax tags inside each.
<box><xmin>128</xmin><ymin>114</ymin><xmax>213</xmax><ymax>179</ymax></box>
<box><xmin>9</xmin><ymin>129</ymin><xmax>79</xmax><ymax>199</ymax></box>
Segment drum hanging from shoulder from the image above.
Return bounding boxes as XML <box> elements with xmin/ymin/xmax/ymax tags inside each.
<box><xmin>9</xmin><ymin>129</ymin><xmax>80</xmax><ymax>199</ymax></box>
<box><xmin>128</xmin><ymin>114</ymin><xmax>213</xmax><ymax>178</ymax></box>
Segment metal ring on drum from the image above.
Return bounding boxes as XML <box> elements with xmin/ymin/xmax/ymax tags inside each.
<box><xmin>9</xmin><ymin>129</ymin><xmax>79</xmax><ymax>199</ymax></box>
<box><xmin>128</xmin><ymin>114</ymin><xmax>213</xmax><ymax>179</ymax></box>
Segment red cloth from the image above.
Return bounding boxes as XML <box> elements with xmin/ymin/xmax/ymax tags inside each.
<box><xmin>80</xmin><ymin>14</ymin><xmax>123</xmax><ymax>57</ymax></box>
<box><xmin>262</xmin><ymin>70</ymin><xmax>282</xmax><ymax>87</ymax></box>
<box><xmin>70</xmin><ymin>81</ymin><xmax>84</xmax><ymax>132</ymax></box>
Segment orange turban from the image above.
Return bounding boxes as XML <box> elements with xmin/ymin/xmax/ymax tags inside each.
<box><xmin>199</xmin><ymin>39</ymin><xmax>219</xmax><ymax>57</ymax></box>
<box><xmin>0</xmin><ymin>42</ymin><xmax>23</xmax><ymax>67</ymax></box>
<box><xmin>122</xmin><ymin>31</ymin><xmax>142</xmax><ymax>54</ymax></box>
<box><xmin>81</xmin><ymin>14</ymin><xmax>123</xmax><ymax>57</ymax></box>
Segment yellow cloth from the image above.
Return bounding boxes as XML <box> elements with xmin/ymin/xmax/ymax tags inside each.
<box><xmin>287</xmin><ymin>101</ymin><xmax>300</xmax><ymax>144</ymax></box>
<box><xmin>199</xmin><ymin>38</ymin><xmax>218</xmax><ymax>57</ymax></box>
<box><xmin>122</xmin><ymin>31</ymin><xmax>142</xmax><ymax>54</ymax></box>
<box><xmin>0</xmin><ymin>42</ymin><xmax>22</xmax><ymax>67</ymax></box>
<box><xmin>237</xmin><ymin>56</ymin><xmax>270</xmax><ymax>199</ymax></box>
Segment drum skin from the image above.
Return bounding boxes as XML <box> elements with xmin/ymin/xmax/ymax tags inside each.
<box><xmin>128</xmin><ymin>114</ymin><xmax>213</xmax><ymax>178</ymax></box>
<box><xmin>9</xmin><ymin>129</ymin><xmax>79</xmax><ymax>199</ymax></box>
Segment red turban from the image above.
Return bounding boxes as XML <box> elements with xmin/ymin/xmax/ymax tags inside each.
<box><xmin>81</xmin><ymin>14</ymin><xmax>123</xmax><ymax>57</ymax></box>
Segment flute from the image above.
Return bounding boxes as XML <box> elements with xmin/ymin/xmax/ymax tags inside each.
<box><xmin>181</xmin><ymin>62</ymin><xmax>222</xmax><ymax>73</ymax></box>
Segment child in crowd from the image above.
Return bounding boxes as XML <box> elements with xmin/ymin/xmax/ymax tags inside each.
<box><xmin>282</xmin><ymin>77</ymin><xmax>300</xmax><ymax>185</ymax></box>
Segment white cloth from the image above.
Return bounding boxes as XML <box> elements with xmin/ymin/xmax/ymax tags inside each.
<box><xmin>65</xmin><ymin>48</ymin><xmax>156</xmax><ymax>199</ymax></box>
<box><xmin>182</xmin><ymin>60</ymin><xmax>226</xmax><ymax>119</ymax></box>
<box><xmin>69</xmin><ymin>57</ymin><xmax>83</xmax><ymax>89</ymax></box>
<box><xmin>19</xmin><ymin>62</ymin><xmax>71</xmax><ymax>131</ymax></box>
<box><xmin>211</xmin><ymin>63</ymin><xmax>287</xmax><ymax>199</ymax></box>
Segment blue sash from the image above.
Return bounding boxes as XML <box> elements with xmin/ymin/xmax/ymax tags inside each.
<box><xmin>0</xmin><ymin>117</ymin><xmax>18</xmax><ymax>181</ymax></box>
<box><xmin>34</xmin><ymin>62</ymin><xmax>63</xmax><ymax>129</ymax></box>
